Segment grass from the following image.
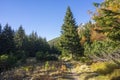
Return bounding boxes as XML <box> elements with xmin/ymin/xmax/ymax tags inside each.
<box><xmin>90</xmin><ymin>61</ymin><xmax>120</xmax><ymax>80</ymax></box>
<box><xmin>91</xmin><ymin>61</ymin><xmax>119</xmax><ymax>74</ymax></box>
<box><xmin>1</xmin><ymin>60</ymin><xmax>120</xmax><ymax>80</ymax></box>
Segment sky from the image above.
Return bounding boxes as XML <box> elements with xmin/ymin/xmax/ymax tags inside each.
<box><xmin>0</xmin><ymin>0</ymin><xmax>103</xmax><ymax>41</ymax></box>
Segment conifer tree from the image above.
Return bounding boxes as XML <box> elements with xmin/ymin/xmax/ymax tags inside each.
<box><xmin>0</xmin><ymin>24</ymin><xmax>15</xmax><ymax>54</ymax></box>
<box><xmin>0</xmin><ymin>24</ymin><xmax>2</xmax><ymax>55</ymax></box>
<box><xmin>14</xmin><ymin>25</ymin><xmax>26</xmax><ymax>51</ymax></box>
<box><xmin>60</xmin><ymin>6</ymin><xmax>83</xmax><ymax>58</ymax></box>
<box><xmin>0</xmin><ymin>24</ymin><xmax>2</xmax><ymax>34</ymax></box>
<box><xmin>27</xmin><ymin>32</ymin><xmax>39</xmax><ymax>57</ymax></box>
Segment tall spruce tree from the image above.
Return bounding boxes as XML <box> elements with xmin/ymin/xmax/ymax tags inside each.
<box><xmin>27</xmin><ymin>32</ymin><xmax>39</xmax><ymax>57</ymax></box>
<box><xmin>60</xmin><ymin>6</ymin><xmax>83</xmax><ymax>58</ymax></box>
<box><xmin>0</xmin><ymin>24</ymin><xmax>2</xmax><ymax>55</ymax></box>
<box><xmin>14</xmin><ymin>26</ymin><xmax>26</xmax><ymax>51</ymax></box>
<box><xmin>14</xmin><ymin>26</ymin><xmax>28</xmax><ymax>60</ymax></box>
<box><xmin>0</xmin><ymin>24</ymin><xmax>15</xmax><ymax>54</ymax></box>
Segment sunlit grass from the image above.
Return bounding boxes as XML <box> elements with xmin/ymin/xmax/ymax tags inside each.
<box><xmin>90</xmin><ymin>61</ymin><xmax>120</xmax><ymax>80</ymax></box>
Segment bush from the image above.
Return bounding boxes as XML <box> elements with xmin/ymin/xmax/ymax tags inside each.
<box><xmin>84</xmin><ymin>41</ymin><xmax>118</xmax><ymax>57</ymax></box>
<box><xmin>0</xmin><ymin>54</ymin><xmax>17</xmax><ymax>72</ymax></box>
<box><xmin>79</xmin><ymin>57</ymin><xmax>91</xmax><ymax>63</ymax></box>
<box><xmin>36</xmin><ymin>51</ymin><xmax>45</xmax><ymax>60</ymax></box>
<box><xmin>8</xmin><ymin>55</ymin><xmax>17</xmax><ymax>65</ymax></box>
<box><xmin>2</xmin><ymin>54</ymin><xmax>16</xmax><ymax>63</ymax></box>
<box><xmin>36</xmin><ymin>51</ymin><xmax>58</xmax><ymax>61</ymax></box>
<box><xmin>0</xmin><ymin>54</ymin><xmax>8</xmax><ymax>61</ymax></box>
<box><xmin>46</xmin><ymin>56</ymin><xmax>58</xmax><ymax>61</ymax></box>
<box><xmin>15</xmin><ymin>50</ymin><xmax>27</xmax><ymax>61</ymax></box>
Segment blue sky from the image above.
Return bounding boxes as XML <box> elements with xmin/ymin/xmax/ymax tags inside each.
<box><xmin>0</xmin><ymin>0</ymin><xmax>103</xmax><ymax>41</ymax></box>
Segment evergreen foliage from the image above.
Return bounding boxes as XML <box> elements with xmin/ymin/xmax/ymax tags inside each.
<box><xmin>60</xmin><ymin>6</ymin><xmax>83</xmax><ymax>58</ymax></box>
<box><xmin>0</xmin><ymin>24</ymin><xmax>2</xmax><ymax>34</ymax></box>
<box><xmin>0</xmin><ymin>23</ymin><xmax>59</xmax><ymax>72</ymax></box>
<box><xmin>84</xmin><ymin>40</ymin><xmax>118</xmax><ymax>56</ymax></box>
<box><xmin>14</xmin><ymin>26</ymin><xmax>26</xmax><ymax>51</ymax></box>
<box><xmin>0</xmin><ymin>24</ymin><xmax>15</xmax><ymax>54</ymax></box>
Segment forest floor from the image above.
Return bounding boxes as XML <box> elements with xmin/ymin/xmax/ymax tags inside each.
<box><xmin>0</xmin><ymin>58</ymin><xmax>113</xmax><ymax>80</ymax></box>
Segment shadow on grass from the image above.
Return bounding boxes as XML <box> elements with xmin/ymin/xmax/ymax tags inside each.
<box><xmin>62</xmin><ymin>72</ymin><xmax>76</xmax><ymax>79</ymax></box>
<box><xmin>111</xmin><ymin>76</ymin><xmax>120</xmax><ymax>80</ymax></box>
<box><xmin>52</xmin><ymin>72</ymin><xmax>77</xmax><ymax>80</ymax></box>
<box><xmin>83</xmin><ymin>72</ymin><xmax>99</xmax><ymax>80</ymax></box>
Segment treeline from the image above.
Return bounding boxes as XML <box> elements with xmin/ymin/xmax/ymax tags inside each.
<box><xmin>0</xmin><ymin>24</ymin><xmax>60</xmax><ymax>72</ymax></box>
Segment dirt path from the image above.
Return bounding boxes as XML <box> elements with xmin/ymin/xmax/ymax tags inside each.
<box><xmin>60</xmin><ymin>61</ymin><xmax>99</xmax><ymax>80</ymax></box>
<box><xmin>56</xmin><ymin>61</ymin><xmax>80</xmax><ymax>80</ymax></box>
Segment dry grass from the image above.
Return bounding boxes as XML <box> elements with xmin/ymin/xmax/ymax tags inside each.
<box><xmin>1</xmin><ymin>61</ymin><xmax>120</xmax><ymax>80</ymax></box>
<box><xmin>0</xmin><ymin>61</ymin><xmax>71</xmax><ymax>80</ymax></box>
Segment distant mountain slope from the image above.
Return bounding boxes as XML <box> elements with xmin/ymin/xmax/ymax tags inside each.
<box><xmin>48</xmin><ymin>37</ymin><xmax>60</xmax><ymax>46</ymax></box>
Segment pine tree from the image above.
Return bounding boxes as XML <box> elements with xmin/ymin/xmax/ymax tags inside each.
<box><xmin>14</xmin><ymin>25</ymin><xmax>26</xmax><ymax>51</ymax></box>
<box><xmin>0</xmin><ymin>24</ymin><xmax>2</xmax><ymax>55</ymax></box>
<box><xmin>0</xmin><ymin>24</ymin><xmax>15</xmax><ymax>54</ymax></box>
<box><xmin>27</xmin><ymin>32</ymin><xmax>39</xmax><ymax>57</ymax></box>
<box><xmin>60</xmin><ymin>6</ymin><xmax>83</xmax><ymax>58</ymax></box>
